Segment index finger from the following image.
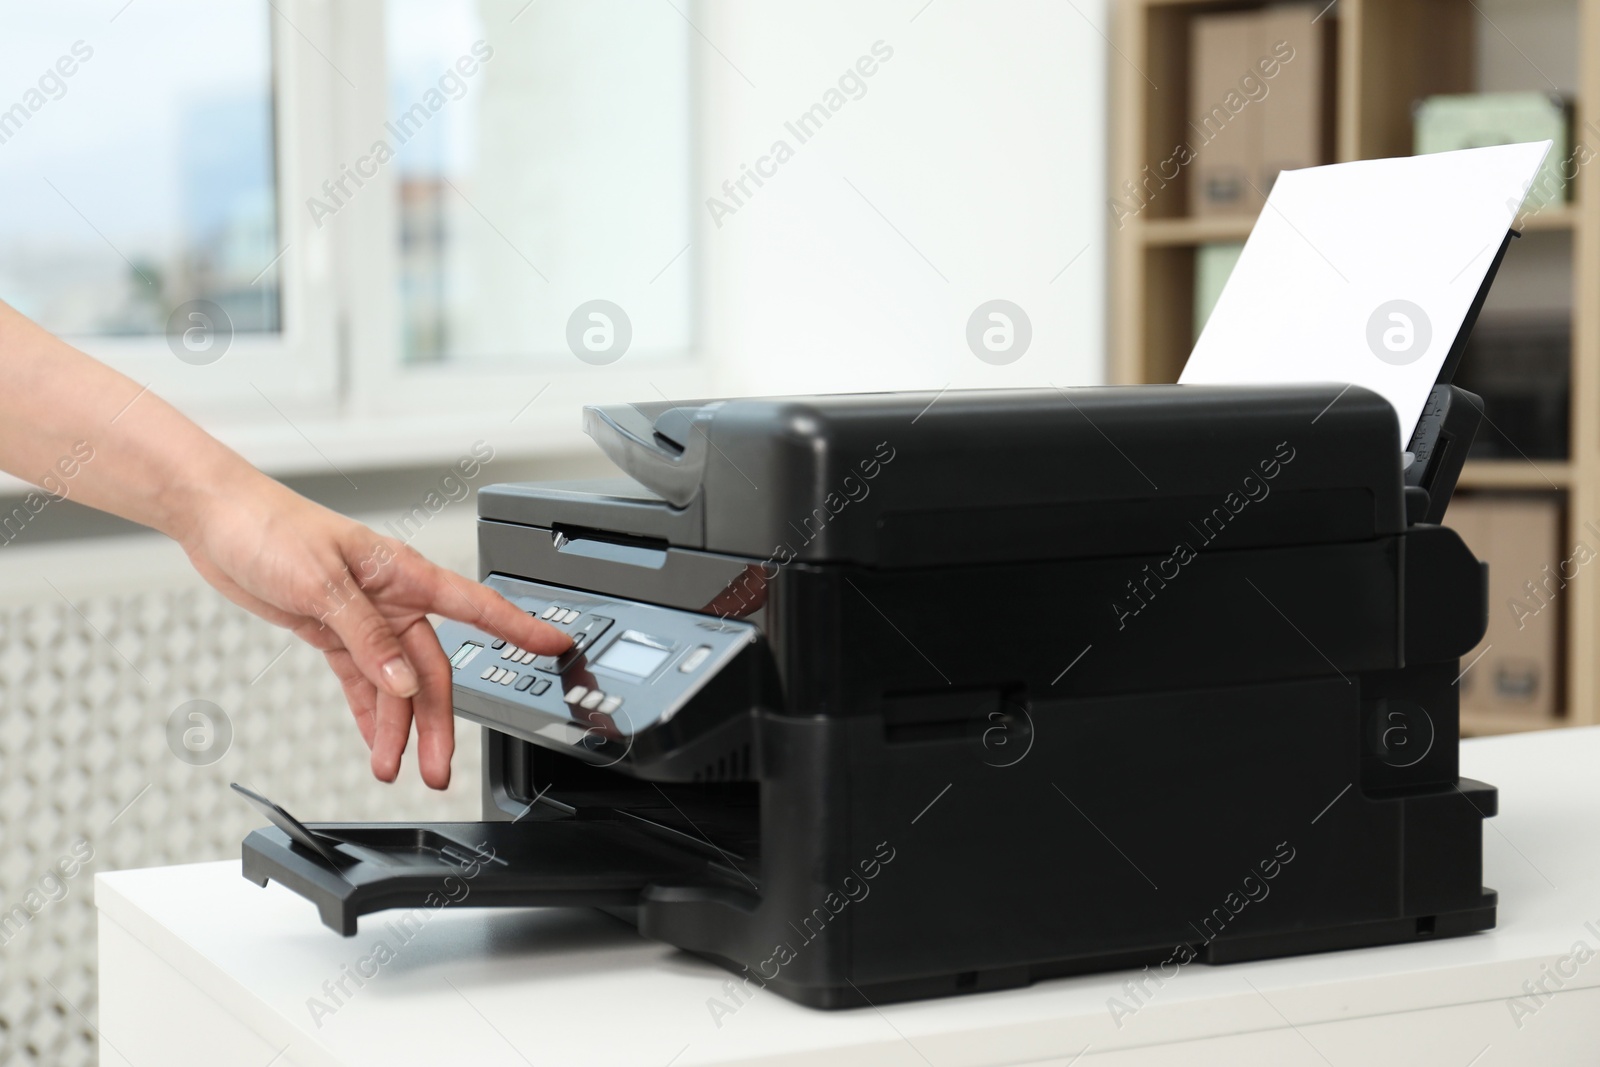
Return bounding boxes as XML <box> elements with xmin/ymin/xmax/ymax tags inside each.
<box><xmin>428</xmin><ymin>566</ymin><xmax>573</xmax><ymax>655</ymax></box>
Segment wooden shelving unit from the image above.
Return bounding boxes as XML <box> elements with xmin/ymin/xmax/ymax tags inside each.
<box><xmin>1110</xmin><ymin>0</ymin><xmax>1600</xmax><ymax>734</ymax></box>
<box><xmin>1456</xmin><ymin>460</ymin><xmax>1575</xmax><ymax>490</ymax></box>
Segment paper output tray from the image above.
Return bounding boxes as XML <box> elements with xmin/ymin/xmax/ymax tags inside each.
<box><xmin>237</xmin><ymin>788</ymin><xmax>715</xmax><ymax>936</ymax></box>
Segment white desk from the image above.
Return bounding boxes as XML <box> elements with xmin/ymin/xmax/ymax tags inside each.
<box><xmin>98</xmin><ymin>729</ymin><xmax>1600</xmax><ymax>1067</ymax></box>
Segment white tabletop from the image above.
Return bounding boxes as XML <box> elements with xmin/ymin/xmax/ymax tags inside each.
<box><xmin>97</xmin><ymin>728</ymin><xmax>1600</xmax><ymax>1067</ymax></box>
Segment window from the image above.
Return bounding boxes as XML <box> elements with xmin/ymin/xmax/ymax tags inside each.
<box><xmin>0</xmin><ymin>1</ymin><xmax>701</xmax><ymax>462</ymax></box>
<box><xmin>382</xmin><ymin>0</ymin><xmax>694</xmax><ymax>370</ymax></box>
<box><xmin>0</xmin><ymin>3</ymin><xmax>280</xmax><ymax>339</ymax></box>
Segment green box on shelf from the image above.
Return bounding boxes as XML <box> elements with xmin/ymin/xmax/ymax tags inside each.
<box><xmin>1415</xmin><ymin>92</ymin><xmax>1571</xmax><ymax>210</ymax></box>
<box><xmin>1194</xmin><ymin>241</ymin><xmax>1245</xmax><ymax>342</ymax></box>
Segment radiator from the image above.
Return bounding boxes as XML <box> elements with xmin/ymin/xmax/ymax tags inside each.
<box><xmin>0</xmin><ymin>512</ymin><xmax>484</xmax><ymax>1066</ymax></box>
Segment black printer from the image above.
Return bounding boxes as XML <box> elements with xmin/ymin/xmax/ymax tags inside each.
<box><xmin>239</xmin><ymin>379</ymin><xmax>1498</xmax><ymax>1008</ymax></box>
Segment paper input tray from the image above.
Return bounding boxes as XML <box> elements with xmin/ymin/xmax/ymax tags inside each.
<box><xmin>236</xmin><ymin>787</ymin><xmax>717</xmax><ymax>936</ymax></box>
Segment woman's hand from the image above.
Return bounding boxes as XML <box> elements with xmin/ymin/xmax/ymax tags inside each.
<box><xmin>173</xmin><ymin>473</ymin><xmax>570</xmax><ymax>789</ymax></box>
<box><xmin>0</xmin><ymin>301</ymin><xmax>565</xmax><ymax>788</ymax></box>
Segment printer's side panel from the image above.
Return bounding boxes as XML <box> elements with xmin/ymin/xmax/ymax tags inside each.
<box><xmin>825</xmin><ymin>527</ymin><xmax>1493</xmax><ymax>998</ymax></box>
<box><xmin>844</xmin><ymin>676</ymin><xmax>1374</xmax><ymax>986</ymax></box>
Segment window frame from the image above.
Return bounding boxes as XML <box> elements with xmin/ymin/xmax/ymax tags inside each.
<box><xmin>63</xmin><ymin>0</ymin><xmax>342</xmax><ymax>419</ymax></box>
<box><xmin>22</xmin><ymin>0</ymin><xmax>708</xmax><ymax>473</ymax></box>
<box><xmin>329</xmin><ymin>0</ymin><xmax>710</xmax><ymax>435</ymax></box>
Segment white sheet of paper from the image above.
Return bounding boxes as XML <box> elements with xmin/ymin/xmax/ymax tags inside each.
<box><xmin>1179</xmin><ymin>142</ymin><xmax>1553</xmax><ymax>442</ymax></box>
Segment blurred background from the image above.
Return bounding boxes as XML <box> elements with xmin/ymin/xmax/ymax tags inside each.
<box><xmin>0</xmin><ymin>2</ymin><xmax>1103</xmax><ymax>1063</ymax></box>
<box><xmin>0</xmin><ymin>0</ymin><xmax>1589</xmax><ymax>1063</ymax></box>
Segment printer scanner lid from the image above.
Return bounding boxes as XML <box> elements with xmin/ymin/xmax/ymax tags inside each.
<box><xmin>479</xmin><ymin>385</ymin><xmax>1407</xmax><ymax>567</ymax></box>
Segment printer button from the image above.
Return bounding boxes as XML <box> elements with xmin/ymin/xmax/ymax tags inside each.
<box><xmin>678</xmin><ymin>645</ymin><xmax>712</xmax><ymax>673</ymax></box>
<box><xmin>598</xmin><ymin>695</ymin><xmax>623</xmax><ymax>714</ymax></box>
<box><xmin>541</xmin><ymin>605</ymin><xmax>560</xmax><ymax>620</ymax></box>
<box><xmin>514</xmin><ymin>675</ymin><xmax>536</xmax><ymax>692</ymax></box>
<box><xmin>534</xmin><ymin>615</ymin><xmax>615</xmax><ymax>674</ymax></box>
<box><xmin>580</xmin><ymin>690</ymin><xmax>606</xmax><ymax>710</ymax></box>
<box><xmin>564</xmin><ymin>685</ymin><xmax>589</xmax><ymax>705</ymax></box>
<box><xmin>560</xmin><ymin>608</ymin><xmax>581</xmax><ymax>624</ymax></box>
<box><xmin>569</xmin><ymin>615</ymin><xmax>613</xmax><ymax>647</ymax></box>
<box><xmin>488</xmin><ymin>667</ymin><xmax>507</xmax><ymax>683</ymax></box>
<box><xmin>500</xmin><ymin>671</ymin><xmax>517</xmax><ymax>686</ymax></box>
<box><xmin>492</xmin><ymin>639</ymin><xmax>506</xmax><ymax>650</ymax></box>
<box><xmin>529</xmin><ymin>678</ymin><xmax>550</xmax><ymax>696</ymax></box>
<box><xmin>480</xmin><ymin>666</ymin><xmax>497</xmax><ymax>681</ymax></box>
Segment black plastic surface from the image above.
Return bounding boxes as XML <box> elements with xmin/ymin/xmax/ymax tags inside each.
<box><xmin>240</xmin><ymin>811</ymin><xmax>717</xmax><ymax>936</ymax></box>
<box><xmin>582</xmin><ymin>401</ymin><xmax>722</xmax><ymax>508</ymax></box>
<box><xmin>1405</xmin><ymin>385</ymin><xmax>1484</xmax><ymax>524</ymax></box>
<box><xmin>231</xmin><ymin>784</ymin><xmax>346</xmax><ymax>868</ymax></box>
<box><xmin>484</xmin><ymin>385</ymin><xmax>1407</xmax><ymax>566</ymax></box>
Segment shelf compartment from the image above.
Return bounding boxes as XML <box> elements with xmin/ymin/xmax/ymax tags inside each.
<box><xmin>1460</xmin><ymin>708</ymin><xmax>1567</xmax><ymax>737</ymax></box>
<box><xmin>1458</xmin><ymin>460</ymin><xmax>1574</xmax><ymax>490</ymax></box>
<box><xmin>1140</xmin><ymin>202</ymin><xmax>1578</xmax><ymax>248</ymax></box>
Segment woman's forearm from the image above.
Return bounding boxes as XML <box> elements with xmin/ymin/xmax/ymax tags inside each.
<box><xmin>0</xmin><ymin>299</ymin><xmax>264</xmax><ymax>544</ymax></box>
<box><xmin>0</xmin><ymin>298</ymin><xmax>571</xmax><ymax>786</ymax></box>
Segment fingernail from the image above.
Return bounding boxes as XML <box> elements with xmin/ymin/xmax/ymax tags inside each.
<box><xmin>381</xmin><ymin>657</ymin><xmax>420</xmax><ymax>697</ymax></box>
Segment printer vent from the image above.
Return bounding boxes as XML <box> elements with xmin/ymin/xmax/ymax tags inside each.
<box><xmin>691</xmin><ymin>742</ymin><xmax>752</xmax><ymax>783</ymax></box>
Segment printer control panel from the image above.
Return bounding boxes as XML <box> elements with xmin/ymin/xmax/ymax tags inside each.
<box><xmin>438</xmin><ymin>574</ymin><xmax>759</xmax><ymax>765</ymax></box>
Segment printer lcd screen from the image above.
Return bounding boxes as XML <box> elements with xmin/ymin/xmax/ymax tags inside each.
<box><xmin>596</xmin><ymin>633</ymin><xmax>671</xmax><ymax>678</ymax></box>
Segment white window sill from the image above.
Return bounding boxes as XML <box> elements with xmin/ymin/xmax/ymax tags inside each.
<box><xmin>217</xmin><ymin>411</ymin><xmax>598</xmax><ymax>479</ymax></box>
<box><xmin>0</xmin><ymin>413</ymin><xmax>599</xmax><ymax>498</ymax></box>
<box><xmin>0</xmin><ymin>351</ymin><xmax>717</xmax><ymax>497</ymax></box>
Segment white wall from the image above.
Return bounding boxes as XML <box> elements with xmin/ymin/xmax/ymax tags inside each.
<box><xmin>694</xmin><ymin>0</ymin><xmax>1108</xmax><ymax>396</ymax></box>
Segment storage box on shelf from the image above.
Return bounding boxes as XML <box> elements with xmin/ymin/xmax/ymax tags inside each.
<box><xmin>1110</xmin><ymin>0</ymin><xmax>1599</xmax><ymax>730</ymax></box>
<box><xmin>1450</xmin><ymin>494</ymin><xmax>1567</xmax><ymax>735</ymax></box>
